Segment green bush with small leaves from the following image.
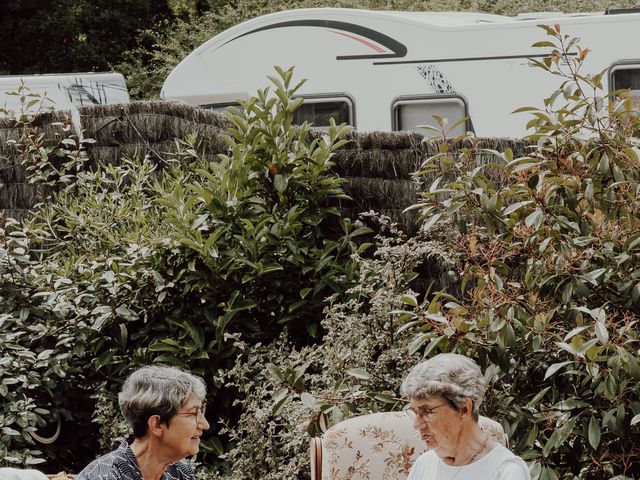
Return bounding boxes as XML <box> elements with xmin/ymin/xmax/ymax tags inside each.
<box><xmin>0</xmin><ymin>67</ymin><xmax>366</xmax><ymax>472</ymax></box>
<box><xmin>399</xmin><ymin>26</ymin><xmax>640</xmax><ymax>479</ymax></box>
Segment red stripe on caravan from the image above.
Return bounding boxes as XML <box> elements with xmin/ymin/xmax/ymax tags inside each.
<box><xmin>331</xmin><ymin>31</ymin><xmax>386</xmax><ymax>53</ymax></box>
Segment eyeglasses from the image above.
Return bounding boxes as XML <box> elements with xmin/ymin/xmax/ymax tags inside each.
<box><xmin>405</xmin><ymin>402</ymin><xmax>449</xmax><ymax>421</ymax></box>
<box><xmin>177</xmin><ymin>404</ymin><xmax>207</xmax><ymax>422</ymax></box>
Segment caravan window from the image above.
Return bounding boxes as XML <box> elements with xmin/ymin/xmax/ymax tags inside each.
<box><xmin>610</xmin><ymin>65</ymin><xmax>640</xmax><ymax>96</ymax></box>
<box><xmin>201</xmin><ymin>96</ymin><xmax>354</xmax><ymax>128</ymax></box>
<box><xmin>293</xmin><ymin>95</ymin><xmax>354</xmax><ymax>128</ymax></box>
<box><xmin>392</xmin><ymin>95</ymin><xmax>469</xmax><ymax>136</ymax></box>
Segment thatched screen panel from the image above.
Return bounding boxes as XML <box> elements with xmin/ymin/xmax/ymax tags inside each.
<box><xmin>1</xmin><ymin>100</ymin><xmax>535</xmax><ymax>232</ymax></box>
<box><xmin>332</xmin><ymin>148</ymin><xmax>423</xmax><ymax>179</ymax></box>
<box><xmin>0</xmin><ymin>182</ymin><xmax>40</xmax><ymax>211</ymax></box>
<box><xmin>81</xmin><ymin>113</ymin><xmax>230</xmax><ymax>147</ymax></box>
<box><xmin>86</xmin><ymin>140</ymin><xmax>226</xmax><ymax>167</ymax></box>
<box><xmin>342</xmin><ymin>177</ymin><xmax>418</xmax><ymax>210</ymax></box>
<box><xmin>79</xmin><ymin>101</ymin><xmax>231</xmax><ymax>144</ymax></box>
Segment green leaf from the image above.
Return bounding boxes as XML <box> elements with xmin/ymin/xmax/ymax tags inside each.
<box><xmin>422</xmin><ymin>335</ymin><xmax>444</xmax><ymax>358</ymax></box>
<box><xmin>544</xmin><ymin>361</ymin><xmax>573</xmax><ymax>380</ymax></box>
<box><xmin>409</xmin><ymin>333</ymin><xmax>429</xmax><ymax>356</ymax></box>
<box><xmin>560</xmin><ymin>281</ymin><xmax>573</xmax><ymax>305</ymax></box>
<box><xmin>532</xmin><ymin>41</ymin><xmax>557</xmax><ymax>48</ymax></box>
<box><xmin>208</xmin><ymin>436</ymin><xmax>225</xmax><ymax>456</ymax></box>
<box><xmin>95</xmin><ymin>350</ymin><xmax>115</xmax><ymax>369</ymax></box>
<box><xmin>346</xmin><ymin>368</ymin><xmax>371</xmax><ymax>380</ymax></box>
<box><xmin>371</xmin><ymin>393</ymin><xmax>396</xmax><ymax>403</ymax></box>
<box><xmin>512</xmin><ymin>106</ymin><xmax>540</xmax><ymax>113</ymax></box>
<box><xmin>503</xmin><ymin>200</ymin><xmax>533</xmax><ymax>216</ymax></box>
<box><xmin>552</xmin><ymin>399</ymin><xmax>590</xmax><ymax>410</ymax></box>
<box><xmin>400</xmin><ymin>295</ymin><xmax>418</xmax><ymax>307</ymax></box>
<box><xmin>540</xmin><ymin>466</ymin><xmax>559</xmax><ymax>480</ymax></box>
<box><xmin>266</xmin><ymin>363</ymin><xmax>284</xmax><ymax>381</ymax></box>
<box><xmin>543</xmin><ymin>416</ymin><xmax>577</xmax><ymax>457</ymax></box>
<box><xmin>147</xmin><ymin>340</ymin><xmax>179</xmax><ymax>353</ymax></box>
<box><xmin>588</xmin><ymin>416</ymin><xmax>601</xmax><ymax>450</ymax></box>
<box><xmin>527</xmin><ymin>387</ymin><xmax>550</xmax><ymax>407</ymax></box>
<box><xmin>594</xmin><ymin>321</ymin><xmax>609</xmax><ymax>345</ymax></box>
<box><xmin>631</xmin><ymin>283</ymin><xmax>640</xmax><ymax>304</ymax></box>
<box><xmin>580</xmin><ymin>268</ymin><xmax>606</xmax><ymax>285</ymax></box>
<box><xmin>525</xmin><ymin>209</ymin><xmax>543</xmax><ymax>228</ymax></box>
<box><xmin>273</xmin><ymin>174</ymin><xmax>288</xmax><ymax>192</ymax></box>
<box><xmin>300</xmin><ymin>392</ymin><xmax>318</xmax><ymax>409</ymax></box>
<box><xmin>421</xmin><ymin>212</ymin><xmax>442</xmax><ymax>231</ymax></box>
<box><xmin>299</xmin><ymin>287</ymin><xmax>312</xmax><ymax>299</ymax></box>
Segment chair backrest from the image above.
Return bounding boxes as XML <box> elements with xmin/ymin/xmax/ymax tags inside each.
<box><xmin>309</xmin><ymin>411</ymin><xmax>507</xmax><ymax>480</ymax></box>
<box><xmin>0</xmin><ymin>469</ymin><xmax>47</xmax><ymax>480</ymax></box>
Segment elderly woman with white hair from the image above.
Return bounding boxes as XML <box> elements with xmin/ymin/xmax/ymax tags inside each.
<box><xmin>401</xmin><ymin>353</ymin><xmax>529</xmax><ymax>480</ymax></box>
<box><xmin>78</xmin><ymin>365</ymin><xmax>210</xmax><ymax>480</ymax></box>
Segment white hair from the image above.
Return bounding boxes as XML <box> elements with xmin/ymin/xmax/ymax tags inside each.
<box><xmin>119</xmin><ymin>365</ymin><xmax>206</xmax><ymax>437</ymax></box>
<box><xmin>400</xmin><ymin>353</ymin><xmax>486</xmax><ymax>421</ymax></box>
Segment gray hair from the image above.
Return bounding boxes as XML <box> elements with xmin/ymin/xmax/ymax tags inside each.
<box><xmin>119</xmin><ymin>365</ymin><xmax>207</xmax><ymax>438</ymax></box>
<box><xmin>400</xmin><ymin>353</ymin><xmax>486</xmax><ymax>421</ymax></box>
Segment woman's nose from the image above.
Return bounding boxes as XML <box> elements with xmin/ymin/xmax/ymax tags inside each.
<box><xmin>413</xmin><ymin>414</ymin><xmax>423</xmax><ymax>429</ymax></box>
<box><xmin>199</xmin><ymin>416</ymin><xmax>210</xmax><ymax>430</ymax></box>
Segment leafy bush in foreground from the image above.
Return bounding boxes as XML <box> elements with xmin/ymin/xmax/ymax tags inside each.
<box><xmin>0</xmin><ymin>67</ymin><xmax>365</xmax><ymax>471</ymax></box>
<box><xmin>215</xmin><ymin>219</ymin><xmax>426</xmax><ymax>479</ymax></box>
<box><xmin>402</xmin><ymin>26</ymin><xmax>640</xmax><ymax>479</ymax></box>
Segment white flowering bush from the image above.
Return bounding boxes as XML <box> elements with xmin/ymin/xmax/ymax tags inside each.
<box><xmin>210</xmin><ymin>218</ymin><xmax>449</xmax><ymax>479</ymax></box>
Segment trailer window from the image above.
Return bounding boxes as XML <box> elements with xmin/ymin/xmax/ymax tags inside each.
<box><xmin>201</xmin><ymin>96</ymin><xmax>354</xmax><ymax>128</ymax></box>
<box><xmin>392</xmin><ymin>96</ymin><xmax>468</xmax><ymax>136</ymax></box>
<box><xmin>611</xmin><ymin>66</ymin><xmax>640</xmax><ymax>96</ymax></box>
<box><xmin>293</xmin><ymin>96</ymin><xmax>353</xmax><ymax>128</ymax></box>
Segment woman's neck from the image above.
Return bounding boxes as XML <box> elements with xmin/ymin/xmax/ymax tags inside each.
<box><xmin>130</xmin><ymin>438</ymin><xmax>174</xmax><ymax>480</ymax></box>
<box><xmin>442</xmin><ymin>424</ymin><xmax>493</xmax><ymax>466</ymax></box>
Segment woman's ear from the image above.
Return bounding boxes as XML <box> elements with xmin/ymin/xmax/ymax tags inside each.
<box><xmin>147</xmin><ymin>415</ymin><xmax>164</xmax><ymax>437</ymax></box>
<box><xmin>461</xmin><ymin>398</ymin><xmax>474</xmax><ymax>417</ymax></box>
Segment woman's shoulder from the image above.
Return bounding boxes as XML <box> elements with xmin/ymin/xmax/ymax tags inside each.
<box><xmin>165</xmin><ymin>460</ymin><xmax>194</xmax><ymax>480</ymax></box>
<box><xmin>407</xmin><ymin>450</ymin><xmax>439</xmax><ymax>479</ymax></box>
<box><xmin>486</xmin><ymin>445</ymin><xmax>530</xmax><ymax>480</ymax></box>
<box><xmin>77</xmin><ymin>443</ymin><xmax>137</xmax><ymax>480</ymax></box>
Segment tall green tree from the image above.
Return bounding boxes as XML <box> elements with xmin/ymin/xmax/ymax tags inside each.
<box><xmin>0</xmin><ymin>0</ymin><xmax>173</xmax><ymax>74</ymax></box>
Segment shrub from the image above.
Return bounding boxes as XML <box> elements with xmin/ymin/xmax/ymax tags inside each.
<box><xmin>0</xmin><ymin>67</ymin><xmax>365</xmax><ymax>471</ymax></box>
<box><xmin>215</xmin><ymin>219</ymin><xmax>431</xmax><ymax>479</ymax></box>
<box><xmin>400</xmin><ymin>26</ymin><xmax>640</xmax><ymax>479</ymax></box>
<box><xmin>0</xmin><ymin>97</ymin><xmax>101</xmax><ymax>470</ymax></box>
<box><xmin>0</xmin><ymin>219</ymin><xmax>71</xmax><ymax>468</ymax></box>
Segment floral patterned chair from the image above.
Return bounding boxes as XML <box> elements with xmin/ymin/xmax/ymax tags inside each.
<box><xmin>0</xmin><ymin>469</ymin><xmax>75</xmax><ymax>480</ymax></box>
<box><xmin>309</xmin><ymin>411</ymin><xmax>508</xmax><ymax>480</ymax></box>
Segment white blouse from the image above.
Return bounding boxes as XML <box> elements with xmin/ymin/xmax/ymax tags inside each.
<box><xmin>406</xmin><ymin>443</ymin><xmax>530</xmax><ymax>480</ymax></box>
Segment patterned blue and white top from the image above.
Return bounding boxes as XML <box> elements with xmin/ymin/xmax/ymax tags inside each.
<box><xmin>77</xmin><ymin>441</ymin><xmax>195</xmax><ymax>480</ymax></box>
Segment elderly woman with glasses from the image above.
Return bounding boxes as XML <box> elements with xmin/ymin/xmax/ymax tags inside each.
<box><xmin>78</xmin><ymin>365</ymin><xmax>210</xmax><ymax>480</ymax></box>
<box><xmin>401</xmin><ymin>353</ymin><xmax>529</xmax><ymax>480</ymax></box>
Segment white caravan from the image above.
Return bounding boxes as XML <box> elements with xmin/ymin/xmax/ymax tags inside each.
<box><xmin>0</xmin><ymin>72</ymin><xmax>129</xmax><ymax>115</ymax></box>
<box><xmin>162</xmin><ymin>8</ymin><xmax>640</xmax><ymax>138</ymax></box>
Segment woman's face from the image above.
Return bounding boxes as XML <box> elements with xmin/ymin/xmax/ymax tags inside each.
<box><xmin>161</xmin><ymin>393</ymin><xmax>210</xmax><ymax>461</ymax></box>
<box><xmin>409</xmin><ymin>396</ymin><xmax>464</xmax><ymax>458</ymax></box>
